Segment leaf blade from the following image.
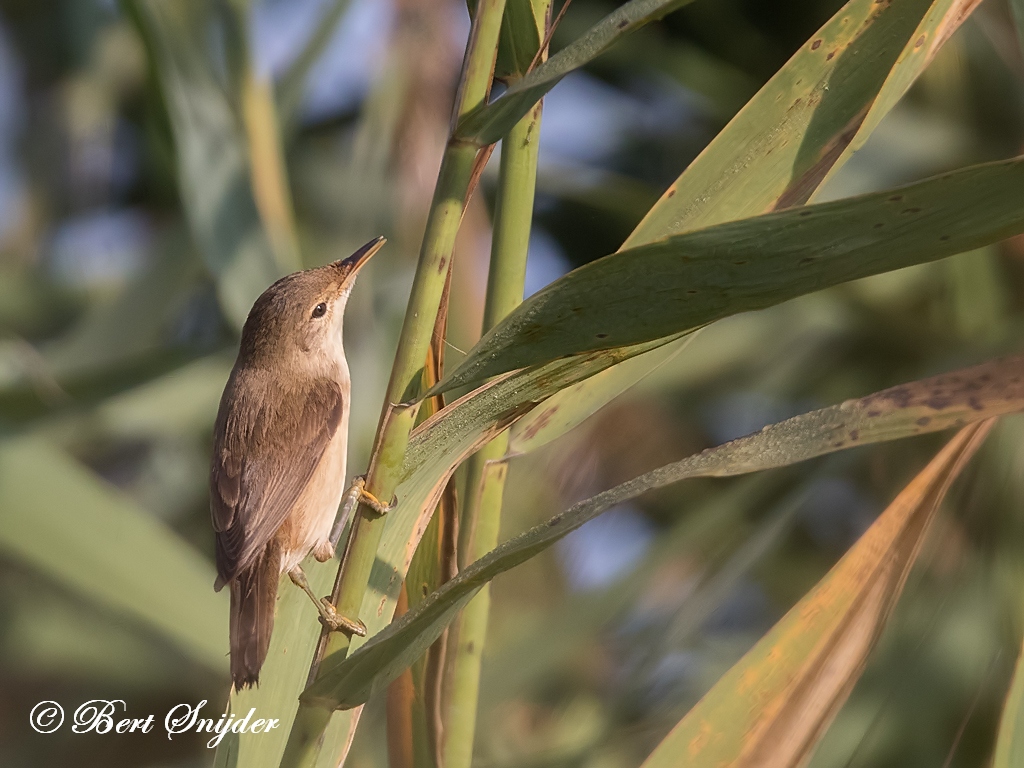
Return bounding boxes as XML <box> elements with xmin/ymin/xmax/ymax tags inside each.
<box><xmin>0</xmin><ymin>437</ymin><xmax>228</xmax><ymax>672</ymax></box>
<box><xmin>456</xmin><ymin>0</ymin><xmax>696</xmax><ymax>144</ymax></box>
<box><xmin>303</xmin><ymin>356</ymin><xmax>1024</xmax><ymax>709</ymax></box>
<box><xmin>639</xmin><ymin>421</ymin><xmax>993</xmax><ymax>768</ymax></box>
<box><xmin>438</xmin><ymin>157</ymin><xmax>1024</xmax><ymax>391</ymax></box>
<box><xmin>626</xmin><ymin>0</ymin><xmax>981</xmax><ymax>242</ymax></box>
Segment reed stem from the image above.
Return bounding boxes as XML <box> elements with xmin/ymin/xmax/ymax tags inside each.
<box><xmin>443</xmin><ymin>91</ymin><xmax>545</xmax><ymax>768</ymax></box>
<box><xmin>279</xmin><ymin>2</ymin><xmax>508</xmax><ymax>765</ymax></box>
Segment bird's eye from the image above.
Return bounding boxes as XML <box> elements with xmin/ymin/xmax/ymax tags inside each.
<box><xmin>311</xmin><ymin>302</ymin><xmax>328</xmax><ymax>319</ymax></box>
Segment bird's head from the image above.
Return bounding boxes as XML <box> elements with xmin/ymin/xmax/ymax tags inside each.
<box><xmin>237</xmin><ymin>236</ymin><xmax>385</xmax><ymax>371</ymax></box>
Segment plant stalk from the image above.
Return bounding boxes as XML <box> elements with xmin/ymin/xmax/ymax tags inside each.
<box><xmin>444</xmin><ymin>95</ymin><xmax>545</xmax><ymax>768</ymax></box>
<box><xmin>279</xmin><ymin>1</ymin><xmax>507</xmax><ymax>765</ymax></box>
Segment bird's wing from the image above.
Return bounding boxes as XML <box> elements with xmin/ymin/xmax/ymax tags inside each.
<box><xmin>210</xmin><ymin>376</ymin><xmax>343</xmax><ymax>585</ymax></box>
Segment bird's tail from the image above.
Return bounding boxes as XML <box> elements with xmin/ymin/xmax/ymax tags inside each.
<box><xmin>229</xmin><ymin>540</ymin><xmax>280</xmax><ymax>689</ymax></box>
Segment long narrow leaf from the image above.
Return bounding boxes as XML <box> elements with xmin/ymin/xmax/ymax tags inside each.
<box><xmin>497</xmin><ymin>0</ymin><xmax>980</xmax><ymax>459</ymax></box>
<box><xmin>302</xmin><ymin>356</ymin><xmax>1024</xmax><ymax>708</ymax></box>
<box><xmin>0</xmin><ymin>437</ymin><xmax>227</xmax><ymax>672</ymax></box>
<box><xmin>507</xmin><ymin>337</ymin><xmax>689</xmax><ymax>454</ymax></box>
<box><xmin>135</xmin><ymin>0</ymin><xmax>283</xmax><ymax>328</ymax></box>
<box><xmin>627</xmin><ymin>0</ymin><xmax>981</xmax><ymax>242</ymax></box>
<box><xmin>457</xmin><ymin>0</ymin><xmax>697</xmax><ymax>145</ymax></box>
<box><xmin>639</xmin><ymin>421</ymin><xmax>992</xmax><ymax>768</ymax></box>
<box><xmin>437</xmin><ymin>157</ymin><xmax>1024</xmax><ymax>392</ymax></box>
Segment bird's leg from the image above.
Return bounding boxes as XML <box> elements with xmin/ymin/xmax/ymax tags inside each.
<box><xmin>330</xmin><ymin>475</ymin><xmax>397</xmax><ymax>548</ymax></box>
<box><xmin>288</xmin><ymin>566</ymin><xmax>366</xmax><ymax>637</ymax></box>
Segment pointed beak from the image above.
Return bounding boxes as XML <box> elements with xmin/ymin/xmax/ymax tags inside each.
<box><xmin>334</xmin><ymin>236</ymin><xmax>386</xmax><ymax>279</ymax></box>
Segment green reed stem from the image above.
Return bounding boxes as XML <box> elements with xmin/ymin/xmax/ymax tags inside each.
<box><xmin>279</xmin><ymin>1</ymin><xmax>507</xmax><ymax>766</ymax></box>
<box><xmin>443</xmin><ymin>93</ymin><xmax>545</xmax><ymax>768</ymax></box>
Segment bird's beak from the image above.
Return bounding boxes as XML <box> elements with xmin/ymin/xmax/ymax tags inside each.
<box><xmin>334</xmin><ymin>236</ymin><xmax>386</xmax><ymax>280</ymax></box>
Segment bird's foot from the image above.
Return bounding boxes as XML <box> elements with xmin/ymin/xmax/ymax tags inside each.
<box><xmin>317</xmin><ymin>599</ymin><xmax>367</xmax><ymax>637</ymax></box>
<box><xmin>329</xmin><ymin>477</ymin><xmax>399</xmax><ymax>549</ymax></box>
<box><xmin>348</xmin><ymin>475</ymin><xmax>397</xmax><ymax>518</ymax></box>
<box><xmin>289</xmin><ymin>565</ymin><xmax>366</xmax><ymax>637</ymax></box>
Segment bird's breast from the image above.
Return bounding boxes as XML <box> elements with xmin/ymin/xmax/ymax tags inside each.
<box><xmin>275</xmin><ymin>407</ymin><xmax>350</xmax><ymax>574</ymax></box>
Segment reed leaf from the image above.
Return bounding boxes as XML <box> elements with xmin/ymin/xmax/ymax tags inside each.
<box><xmin>436</xmin><ymin>157</ymin><xmax>1024</xmax><ymax>392</ymax></box>
<box><xmin>301</xmin><ymin>356</ymin><xmax>1024</xmax><ymax>708</ymax></box>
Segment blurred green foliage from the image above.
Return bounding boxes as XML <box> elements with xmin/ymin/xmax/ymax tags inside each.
<box><xmin>2</xmin><ymin>0</ymin><xmax>1024</xmax><ymax>766</ymax></box>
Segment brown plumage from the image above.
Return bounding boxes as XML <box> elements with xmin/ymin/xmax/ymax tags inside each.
<box><xmin>210</xmin><ymin>237</ymin><xmax>384</xmax><ymax>689</ymax></box>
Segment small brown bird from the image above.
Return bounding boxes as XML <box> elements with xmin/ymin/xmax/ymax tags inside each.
<box><xmin>210</xmin><ymin>236</ymin><xmax>389</xmax><ymax>689</ymax></box>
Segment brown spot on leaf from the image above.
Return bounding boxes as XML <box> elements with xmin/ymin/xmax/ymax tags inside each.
<box><xmin>915</xmin><ymin>34</ymin><xmax>926</xmax><ymax>48</ymax></box>
<box><xmin>925</xmin><ymin>389</ymin><xmax>953</xmax><ymax>409</ymax></box>
<box><xmin>617</xmin><ymin>18</ymin><xmax>629</xmax><ymax>29</ymax></box>
<box><xmin>849</xmin><ymin>429</ymin><xmax>859</xmax><ymax>441</ymax></box>
<box><xmin>888</xmin><ymin>194</ymin><xmax>903</xmax><ymax>202</ymax></box>
<box><xmin>519</xmin><ymin>407</ymin><xmax>556</xmax><ymax>441</ymax></box>
<box><xmin>916</xmin><ymin>416</ymin><xmax>931</xmax><ymax>426</ymax></box>
<box><xmin>811</xmin><ymin>39</ymin><xmax>822</xmax><ymax>50</ymax></box>
<box><xmin>886</xmin><ymin>387</ymin><xmax>912</xmax><ymax>408</ymax></box>
<box><xmin>522</xmin><ymin>323</ymin><xmax>546</xmax><ymax>341</ymax></box>
<box><xmin>939</xmin><ymin>235</ymin><xmax>950</xmax><ymax>241</ymax></box>
<box><xmin>667</xmin><ymin>188</ymin><xmax>676</xmax><ymax>198</ymax></box>
<box><xmin>826</xmin><ymin>50</ymin><xmax>836</xmax><ymax>61</ymax></box>
<box><xmin>596</xmin><ymin>333</ymin><xmax>608</xmax><ymax>339</ymax></box>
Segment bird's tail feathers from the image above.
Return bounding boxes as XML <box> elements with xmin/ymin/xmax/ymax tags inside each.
<box><xmin>229</xmin><ymin>539</ymin><xmax>280</xmax><ymax>689</ymax></box>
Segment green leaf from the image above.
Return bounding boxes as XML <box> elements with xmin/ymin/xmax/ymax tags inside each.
<box><xmin>135</xmin><ymin>0</ymin><xmax>284</xmax><ymax>328</ymax></box>
<box><xmin>436</xmin><ymin>157</ymin><xmax>1024</xmax><ymax>392</ymax></box>
<box><xmin>495</xmin><ymin>0</ymin><xmax>544</xmax><ymax>78</ymax></box>
<box><xmin>301</xmin><ymin>355</ymin><xmax>1024</xmax><ymax>709</ymax></box>
<box><xmin>494</xmin><ymin>0</ymin><xmax>980</xmax><ymax>457</ymax></box>
<box><xmin>625</xmin><ymin>0</ymin><xmax>978</xmax><ymax>243</ymax></box>
<box><xmin>3</xmin><ymin>579</ymin><xmax>197</xmax><ymax>686</ymax></box>
<box><xmin>456</xmin><ymin>0</ymin><xmax>698</xmax><ymax>144</ymax></box>
<box><xmin>639</xmin><ymin>421</ymin><xmax>992</xmax><ymax>768</ymax></box>
<box><xmin>0</xmin><ymin>437</ymin><xmax>227</xmax><ymax>672</ymax></box>
<box><xmin>479</xmin><ymin>473</ymin><xmax>783</xmax><ymax>701</ymax></box>
<box><xmin>507</xmin><ymin>336</ymin><xmax>689</xmax><ymax>455</ymax></box>
<box><xmin>212</xmin><ymin>558</ymin><xmax>338</xmax><ymax>768</ymax></box>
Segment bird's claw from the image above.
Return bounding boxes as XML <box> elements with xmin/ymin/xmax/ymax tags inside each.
<box><xmin>352</xmin><ymin>475</ymin><xmax>396</xmax><ymax>517</ymax></box>
<box><xmin>360</xmin><ymin>487</ymin><xmax>397</xmax><ymax>517</ymax></box>
<box><xmin>318</xmin><ymin>598</ymin><xmax>367</xmax><ymax>637</ymax></box>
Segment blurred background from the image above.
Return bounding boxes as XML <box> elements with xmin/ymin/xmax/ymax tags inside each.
<box><xmin>3</xmin><ymin>0</ymin><xmax>1024</xmax><ymax>766</ymax></box>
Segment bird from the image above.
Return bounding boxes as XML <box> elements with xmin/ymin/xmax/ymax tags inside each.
<box><xmin>209</xmin><ymin>236</ymin><xmax>390</xmax><ymax>689</ymax></box>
